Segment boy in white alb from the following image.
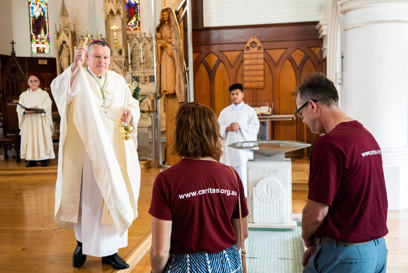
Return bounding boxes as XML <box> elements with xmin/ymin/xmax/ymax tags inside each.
<box><xmin>218</xmin><ymin>83</ymin><xmax>259</xmax><ymax>196</ymax></box>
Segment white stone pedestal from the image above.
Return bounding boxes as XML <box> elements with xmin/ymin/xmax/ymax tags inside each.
<box><xmin>229</xmin><ymin>140</ymin><xmax>310</xmax><ymax>228</ymax></box>
<box><xmin>247</xmin><ymin>159</ymin><xmax>296</xmax><ymax>229</ymax></box>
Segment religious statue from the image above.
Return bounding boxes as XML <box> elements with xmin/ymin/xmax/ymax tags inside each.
<box><xmin>59</xmin><ymin>43</ymin><xmax>70</xmax><ymax>71</ymax></box>
<box><xmin>156</xmin><ymin>7</ymin><xmax>186</xmax><ymax>165</ymax></box>
<box><xmin>156</xmin><ymin>7</ymin><xmax>185</xmax><ymax>103</ymax></box>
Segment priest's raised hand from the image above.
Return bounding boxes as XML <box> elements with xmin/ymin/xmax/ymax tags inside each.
<box><xmin>71</xmin><ymin>46</ymin><xmax>86</xmax><ymax>84</ymax></box>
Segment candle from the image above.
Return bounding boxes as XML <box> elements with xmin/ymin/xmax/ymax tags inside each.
<box><xmin>128</xmin><ymin>42</ymin><xmax>131</xmax><ymax>65</ymax></box>
<box><xmin>140</xmin><ymin>43</ymin><xmax>144</xmax><ymax>64</ymax></box>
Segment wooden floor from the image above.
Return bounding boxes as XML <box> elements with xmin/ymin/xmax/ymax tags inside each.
<box><xmin>0</xmin><ymin>158</ymin><xmax>407</xmax><ymax>273</ymax></box>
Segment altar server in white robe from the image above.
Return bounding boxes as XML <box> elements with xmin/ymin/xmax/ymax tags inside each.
<box><xmin>51</xmin><ymin>40</ymin><xmax>141</xmax><ymax>270</ymax></box>
<box><xmin>219</xmin><ymin>83</ymin><xmax>259</xmax><ymax>197</ymax></box>
<box><xmin>17</xmin><ymin>75</ymin><xmax>55</xmax><ymax>167</ymax></box>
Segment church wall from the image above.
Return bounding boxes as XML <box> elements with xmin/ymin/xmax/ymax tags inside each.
<box><xmin>0</xmin><ymin>0</ymin><xmax>13</xmax><ymax>55</ymax></box>
<box><xmin>11</xmin><ymin>0</ymin><xmax>31</xmax><ymax>57</ymax></box>
<box><xmin>63</xmin><ymin>0</ymin><xmax>106</xmax><ymax>41</ymax></box>
<box><xmin>144</xmin><ymin>0</ymin><xmax>162</xmax><ymax>35</ymax></box>
<box><xmin>202</xmin><ymin>0</ymin><xmax>323</xmax><ymax>27</ymax></box>
<box><xmin>11</xmin><ymin>0</ymin><xmax>49</xmax><ymax>57</ymax></box>
<box><xmin>4</xmin><ymin>0</ymin><xmax>159</xmax><ymax>58</ymax></box>
<box><xmin>9</xmin><ymin>0</ymin><xmax>105</xmax><ymax>58</ymax></box>
<box><xmin>193</xmin><ymin>22</ymin><xmax>323</xmax><ymax>157</ymax></box>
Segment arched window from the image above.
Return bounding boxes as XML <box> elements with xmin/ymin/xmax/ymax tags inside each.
<box><xmin>28</xmin><ymin>0</ymin><xmax>50</xmax><ymax>54</ymax></box>
<box><xmin>126</xmin><ymin>0</ymin><xmax>140</xmax><ymax>32</ymax></box>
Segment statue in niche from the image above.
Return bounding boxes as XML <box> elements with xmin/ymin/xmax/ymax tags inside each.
<box><xmin>156</xmin><ymin>7</ymin><xmax>185</xmax><ymax>103</ymax></box>
<box><xmin>143</xmin><ymin>39</ymin><xmax>154</xmax><ymax>70</ymax></box>
<box><xmin>59</xmin><ymin>43</ymin><xmax>70</xmax><ymax>71</ymax></box>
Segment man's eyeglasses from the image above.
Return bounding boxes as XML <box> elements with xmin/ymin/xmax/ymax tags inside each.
<box><xmin>295</xmin><ymin>99</ymin><xmax>317</xmax><ymax>120</ymax></box>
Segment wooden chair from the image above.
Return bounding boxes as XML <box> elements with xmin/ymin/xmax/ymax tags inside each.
<box><xmin>0</xmin><ymin>45</ymin><xmax>26</xmax><ymax>162</ymax></box>
<box><xmin>0</xmin><ymin>102</ymin><xmax>20</xmax><ymax>162</ymax></box>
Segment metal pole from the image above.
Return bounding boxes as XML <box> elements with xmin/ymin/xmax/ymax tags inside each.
<box><xmin>151</xmin><ymin>110</ymin><xmax>156</xmax><ymax>164</ymax></box>
<box><xmin>152</xmin><ymin>0</ymin><xmax>163</xmax><ymax>166</ymax></box>
<box><xmin>186</xmin><ymin>0</ymin><xmax>194</xmax><ymax>102</ymax></box>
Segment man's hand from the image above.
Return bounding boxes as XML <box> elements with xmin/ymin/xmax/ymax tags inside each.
<box><xmin>71</xmin><ymin>47</ymin><xmax>86</xmax><ymax>75</ymax></box>
<box><xmin>24</xmin><ymin>106</ymin><xmax>38</xmax><ymax>114</ymax></box>
<box><xmin>121</xmin><ymin>108</ymin><xmax>133</xmax><ymax>124</ymax></box>
<box><xmin>302</xmin><ymin>244</ymin><xmax>317</xmax><ymax>267</ymax></box>
<box><xmin>226</xmin><ymin>122</ymin><xmax>240</xmax><ymax>132</ymax></box>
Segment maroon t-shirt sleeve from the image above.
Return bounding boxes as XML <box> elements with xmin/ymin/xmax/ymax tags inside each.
<box><xmin>149</xmin><ymin>173</ymin><xmax>172</xmax><ymax>220</ymax></box>
<box><xmin>231</xmin><ymin>169</ymin><xmax>249</xmax><ymax>219</ymax></box>
<box><xmin>308</xmin><ymin>140</ymin><xmax>342</xmax><ymax>206</ymax></box>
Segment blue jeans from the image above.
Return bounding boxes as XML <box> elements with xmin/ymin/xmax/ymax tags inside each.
<box><xmin>303</xmin><ymin>237</ymin><xmax>387</xmax><ymax>273</ymax></box>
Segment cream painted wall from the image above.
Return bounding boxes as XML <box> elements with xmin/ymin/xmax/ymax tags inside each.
<box><xmin>11</xmin><ymin>0</ymin><xmax>31</xmax><ymax>57</ymax></box>
<box><xmin>203</xmin><ymin>0</ymin><xmax>324</xmax><ymax>27</ymax></box>
<box><xmin>2</xmin><ymin>0</ymin><xmax>323</xmax><ymax>55</ymax></box>
<box><xmin>0</xmin><ymin>0</ymin><xmax>13</xmax><ymax>55</ymax></box>
<box><xmin>5</xmin><ymin>0</ymin><xmax>160</xmax><ymax>57</ymax></box>
<box><xmin>62</xmin><ymin>0</ymin><xmax>105</xmax><ymax>41</ymax></box>
<box><xmin>8</xmin><ymin>0</ymin><xmax>105</xmax><ymax>58</ymax></box>
<box><xmin>11</xmin><ymin>0</ymin><xmax>58</xmax><ymax>57</ymax></box>
<box><xmin>143</xmin><ymin>0</ymin><xmax>162</xmax><ymax>36</ymax></box>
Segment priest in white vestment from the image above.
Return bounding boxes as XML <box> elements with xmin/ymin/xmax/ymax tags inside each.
<box><xmin>219</xmin><ymin>83</ymin><xmax>259</xmax><ymax>197</ymax></box>
<box><xmin>17</xmin><ymin>75</ymin><xmax>55</xmax><ymax>167</ymax></box>
<box><xmin>51</xmin><ymin>40</ymin><xmax>141</xmax><ymax>270</ymax></box>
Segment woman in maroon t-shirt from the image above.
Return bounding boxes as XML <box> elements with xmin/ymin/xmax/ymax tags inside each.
<box><xmin>149</xmin><ymin>102</ymin><xmax>249</xmax><ymax>273</ymax></box>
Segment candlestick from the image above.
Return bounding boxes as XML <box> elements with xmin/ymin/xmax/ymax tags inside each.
<box><xmin>140</xmin><ymin>43</ymin><xmax>144</xmax><ymax>64</ymax></box>
<box><xmin>128</xmin><ymin>42</ymin><xmax>131</xmax><ymax>65</ymax></box>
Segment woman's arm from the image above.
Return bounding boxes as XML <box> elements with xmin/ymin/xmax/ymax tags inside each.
<box><xmin>232</xmin><ymin>216</ymin><xmax>248</xmax><ymax>249</ymax></box>
<box><xmin>150</xmin><ymin>216</ymin><xmax>172</xmax><ymax>273</ymax></box>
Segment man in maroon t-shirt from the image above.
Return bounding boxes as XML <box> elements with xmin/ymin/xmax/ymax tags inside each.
<box><xmin>296</xmin><ymin>73</ymin><xmax>388</xmax><ymax>273</ymax></box>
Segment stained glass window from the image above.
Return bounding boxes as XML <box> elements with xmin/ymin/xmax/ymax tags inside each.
<box><xmin>28</xmin><ymin>0</ymin><xmax>50</xmax><ymax>54</ymax></box>
<box><xmin>126</xmin><ymin>0</ymin><xmax>140</xmax><ymax>32</ymax></box>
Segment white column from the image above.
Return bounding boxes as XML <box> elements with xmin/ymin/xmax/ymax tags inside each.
<box><xmin>339</xmin><ymin>0</ymin><xmax>408</xmax><ymax>210</ymax></box>
<box><xmin>318</xmin><ymin>0</ymin><xmax>342</xmax><ymax>85</ymax></box>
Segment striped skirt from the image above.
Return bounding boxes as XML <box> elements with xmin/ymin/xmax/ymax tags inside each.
<box><xmin>163</xmin><ymin>245</ymin><xmax>242</xmax><ymax>273</ymax></box>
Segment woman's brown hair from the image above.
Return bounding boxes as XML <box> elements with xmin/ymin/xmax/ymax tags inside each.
<box><xmin>174</xmin><ymin>102</ymin><xmax>222</xmax><ymax>160</ymax></box>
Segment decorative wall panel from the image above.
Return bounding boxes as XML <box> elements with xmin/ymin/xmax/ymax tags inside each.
<box><xmin>243</xmin><ymin>35</ymin><xmax>264</xmax><ymax>89</ymax></box>
<box><xmin>193</xmin><ymin>22</ymin><xmax>323</xmax><ymax>156</ymax></box>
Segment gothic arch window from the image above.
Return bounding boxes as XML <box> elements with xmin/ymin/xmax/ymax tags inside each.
<box><xmin>28</xmin><ymin>0</ymin><xmax>50</xmax><ymax>54</ymax></box>
<box><xmin>126</xmin><ymin>0</ymin><xmax>140</xmax><ymax>32</ymax></box>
